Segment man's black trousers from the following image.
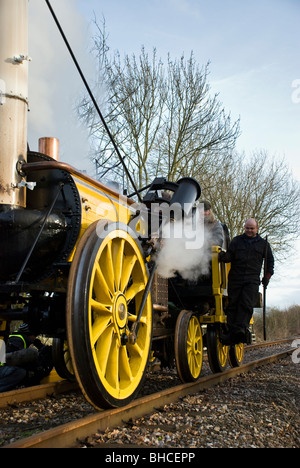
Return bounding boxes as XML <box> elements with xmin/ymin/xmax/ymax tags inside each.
<box><xmin>226</xmin><ymin>281</ymin><xmax>259</xmax><ymax>338</ymax></box>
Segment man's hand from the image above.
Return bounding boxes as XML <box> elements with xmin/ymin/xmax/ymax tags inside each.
<box><xmin>262</xmin><ymin>273</ymin><xmax>272</xmax><ymax>288</ymax></box>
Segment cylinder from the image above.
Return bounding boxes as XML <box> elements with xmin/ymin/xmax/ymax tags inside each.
<box><xmin>39</xmin><ymin>137</ymin><xmax>60</xmax><ymax>161</ymax></box>
<box><xmin>0</xmin><ymin>0</ymin><xmax>29</xmax><ymax>207</ymax></box>
<box><xmin>170</xmin><ymin>177</ymin><xmax>201</xmax><ymax>215</ymax></box>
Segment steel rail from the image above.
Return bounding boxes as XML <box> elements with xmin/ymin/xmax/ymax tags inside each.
<box><xmin>4</xmin><ymin>347</ymin><xmax>294</xmax><ymax>449</ymax></box>
<box><xmin>0</xmin><ymin>337</ymin><xmax>295</xmax><ymax>409</ymax></box>
<box><xmin>0</xmin><ymin>380</ymin><xmax>77</xmax><ymax>409</ymax></box>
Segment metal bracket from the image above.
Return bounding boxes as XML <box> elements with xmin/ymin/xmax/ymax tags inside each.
<box><xmin>13</xmin><ymin>54</ymin><xmax>32</xmax><ymax>64</ymax></box>
<box><xmin>17</xmin><ymin>180</ymin><xmax>37</xmax><ymax>191</ymax></box>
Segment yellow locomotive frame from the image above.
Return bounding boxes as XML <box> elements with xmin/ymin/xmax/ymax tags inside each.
<box><xmin>197</xmin><ymin>246</ymin><xmax>248</xmax><ymax>372</ymax></box>
<box><xmin>199</xmin><ymin>246</ymin><xmax>231</xmax><ymax>325</ymax></box>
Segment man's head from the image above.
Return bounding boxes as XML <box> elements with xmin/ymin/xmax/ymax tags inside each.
<box><xmin>202</xmin><ymin>201</ymin><xmax>212</xmax><ymax>215</ymax></box>
<box><xmin>244</xmin><ymin>218</ymin><xmax>259</xmax><ymax>238</ymax></box>
<box><xmin>200</xmin><ymin>200</ymin><xmax>215</xmax><ymax>223</ymax></box>
<box><xmin>18</xmin><ymin>323</ymin><xmax>37</xmax><ymax>343</ymax></box>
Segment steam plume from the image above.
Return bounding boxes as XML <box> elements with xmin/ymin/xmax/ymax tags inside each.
<box><xmin>28</xmin><ymin>0</ymin><xmax>94</xmax><ymax>173</ymax></box>
<box><xmin>155</xmin><ymin>215</ymin><xmax>213</xmax><ymax>281</ymax></box>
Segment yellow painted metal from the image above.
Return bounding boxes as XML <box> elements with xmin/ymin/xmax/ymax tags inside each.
<box><xmin>69</xmin><ymin>175</ymin><xmax>136</xmax><ymax>262</ymax></box>
<box><xmin>201</xmin><ymin>246</ymin><xmax>230</xmax><ymax>372</ymax></box>
<box><xmin>235</xmin><ymin>343</ymin><xmax>244</xmax><ymax>363</ymax></box>
<box><xmin>229</xmin><ymin>342</ymin><xmax>245</xmax><ymax>368</ymax></box>
<box><xmin>211</xmin><ymin>246</ymin><xmax>230</xmax><ymax>318</ymax></box>
<box><xmin>88</xmin><ymin>229</ymin><xmax>152</xmax><ymax>401</ymax></box>
<box><xmin>40</xmin><ymin>370</ymin><xmax>64</xmax><ymax>384</ymax></box>
<box><xmin>199</xmin><ymin>246</ymin><xmax>230</xmax><ymax>325</ymax></box>
<box><xmin>216</xmin><ymin>331</ymin><xmax>229</xmax><ymax>368</ymax></box>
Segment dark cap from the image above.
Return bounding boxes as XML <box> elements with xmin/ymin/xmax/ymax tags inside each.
<box><xmin>201</xmin><ymin>200</ymin><xmax>212</xmax><ymax>211</ymax></box>
<box><xmin>18</xmin><ymin>323</ymin><xmax>36</xmax><ymax>336</ymax></box>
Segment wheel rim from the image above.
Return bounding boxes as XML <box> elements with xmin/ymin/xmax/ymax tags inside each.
<box><xmin>87</xmin><ymin>229</ymin><xmax>152</xmax><ymax>401</ymax></box>
<box><xmin>187</xmin><ymin>315</ymin><xmax>203</xmax><ymax>379</ymax></box>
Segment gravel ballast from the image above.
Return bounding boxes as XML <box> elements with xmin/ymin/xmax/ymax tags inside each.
<box><xmin>83</xmin><ymin>356</ymin><xmax>299</xmax><ymax>448</ymax></box>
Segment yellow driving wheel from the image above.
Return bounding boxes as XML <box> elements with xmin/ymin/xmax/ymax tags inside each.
<box><xmin>175</xmin><ymin>310</ymin><xmax>203</xmax><ymax>382</ymax></box>
<box><xmin>229</xmin><ymin>343</ymin><xmax>245</xmax><ymax>368</ymax></box>
<box><xmin>206</xmin><ymin>324</ymin><xmax>229</xmax><ymax>373</ymax></box>
<box><xmin>67</xmin><ymin>221</ymin><xmax>152</xmax><ymax>409</ymax></box>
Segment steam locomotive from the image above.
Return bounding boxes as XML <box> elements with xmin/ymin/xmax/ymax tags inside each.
<box><xmin>0</xmin><ymin>0</ymin><xmax>244</xmax><ymax>410</ymax></box>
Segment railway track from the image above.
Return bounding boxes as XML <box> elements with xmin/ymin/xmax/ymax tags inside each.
<box><xmin>0</xmin><ymin>338</ymin><xmax>294</xmax><ymax>410</ymax></box>
<box><xmin>2</xmin><ymin>338</ymin><xmax>297</xmax><ymax>449</ymax></box>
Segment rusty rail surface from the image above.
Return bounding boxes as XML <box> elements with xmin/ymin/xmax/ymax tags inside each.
<box><xmin>0</xmin><ymin>380</ymin><xmax>77</xmax><ymax>409</ymax></box>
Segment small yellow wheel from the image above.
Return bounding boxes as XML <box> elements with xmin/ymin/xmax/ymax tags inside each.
<box><xmin>229</xmin><ymin>343</ymin><xmax>245</xmax><ymax>368</ymax></box>
<box><xmin>206</xmin><ymin>324</ymin><xmax>228</xmax><ymax>373</ymax></box>
<box><xmin>67</xmin><ymin>221</ymin><xmax>152</xmax><ymax>409</ymax></box>
<box><xmin>175</xmin><ymin>310</ymin><xmax>203</xmax><ymax>382</ymax></box>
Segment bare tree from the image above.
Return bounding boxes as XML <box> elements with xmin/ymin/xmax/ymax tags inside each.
<box><xmin>201</xmin><ymin>150</ymin><xmax>300</xmax><ymax>257</ymax></box>
<box><xmin>156</xmin><ymin>55</ymin><xmax>239</xmax><ymax>181</ymax></box>
<box><xmin>77</xmin><ymin>20</ymin><xmax>300</xmax><ymax>256</ymax></box>
<box><xmin>77</xmin><ymin>19</ymin><xmax>240</xmax><ymax>188</ymax></box>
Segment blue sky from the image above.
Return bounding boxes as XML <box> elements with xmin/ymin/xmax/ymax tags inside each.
<box><xmin>27</xmin><ymin>0</ymin><xmax>300</xmax><ymax>308</ymax></box>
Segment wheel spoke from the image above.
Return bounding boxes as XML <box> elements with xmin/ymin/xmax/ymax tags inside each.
<box><xmin>125</xmin><ymin>282</ymin><xmax>145</xmax><ymax>303</ymax></box>
<box><xmin>188</xmin><ymin>354</ymin><xmax>196</xmax><ymax>375</ymax></box>
<box><xmin>90</xmin><ymin>298</ymin><xmax>112</xmax><ymax>314</ymax></box>
<box><xmin>95</xmin><ymin>327</ymin><xmax>114</xmax><ymax>376</ymax></box>
<box><xmin>119</xmin><ymin>346</ymin><xmax>133</xmax><ymax>383</ymax></box>
<box><xmin>91</xmin><ymin>313</ymin><xmax>112</xmax><ymax>348</ymax></box>
<box><xmin>112</xmin><ymin>238</ymin><xmax>125</xmax><ymax>291</ymax></box>
<box><xmin>127</xmin><ymin>315</ymin><xmax>147</xmax><ymax>324</ymax></box>
<box><xmin>121</xmin><ymin>253</ymin><xmax>137</xmax><ymax>293</ymax></box>
<box><xmin>106</xmin><ymin>335</ymin><xmax>119</xmax><ymax>390</ymax></box>
<box><xmin>100</xmin><ymin>242</ymin><xmax>115</xmax><ymax>295</ymax></box>
<box><xmin>94</xmin><ymin>264</ymin><xmax>112</xmax><ymax>303</ymax></box>
<box><xmin>127</xmin><ymin>341</ymin><xmax>143</xmax><ymax>359</ymax></box>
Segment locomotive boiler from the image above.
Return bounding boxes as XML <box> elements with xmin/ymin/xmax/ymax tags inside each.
<box><xmin>0</xmin><ymin>0</ymin><xmax>245</xmax><ymax>410</ymax></box>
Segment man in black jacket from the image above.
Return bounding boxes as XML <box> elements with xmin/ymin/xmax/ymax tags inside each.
<box><xmin>219</xmin><ymin>218</ymin><xmax>274</xmax><ymax>345</ymax></box>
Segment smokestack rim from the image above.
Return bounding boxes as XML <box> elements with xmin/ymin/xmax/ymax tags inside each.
<box><xmin>176</xmin><ymin>177</ymin><xmax>202</xmax><ymax>201</ymax></box>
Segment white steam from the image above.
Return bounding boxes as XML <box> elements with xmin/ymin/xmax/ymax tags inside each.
<box><xmin>28</xmin><ymin>0</ymin><xmax>95</xmax><ymax>174</ymax></box>
<box><xmin>155</xmin><ymin>215</ymin><xmax>213</xmax><ymax>282</ymax></box>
